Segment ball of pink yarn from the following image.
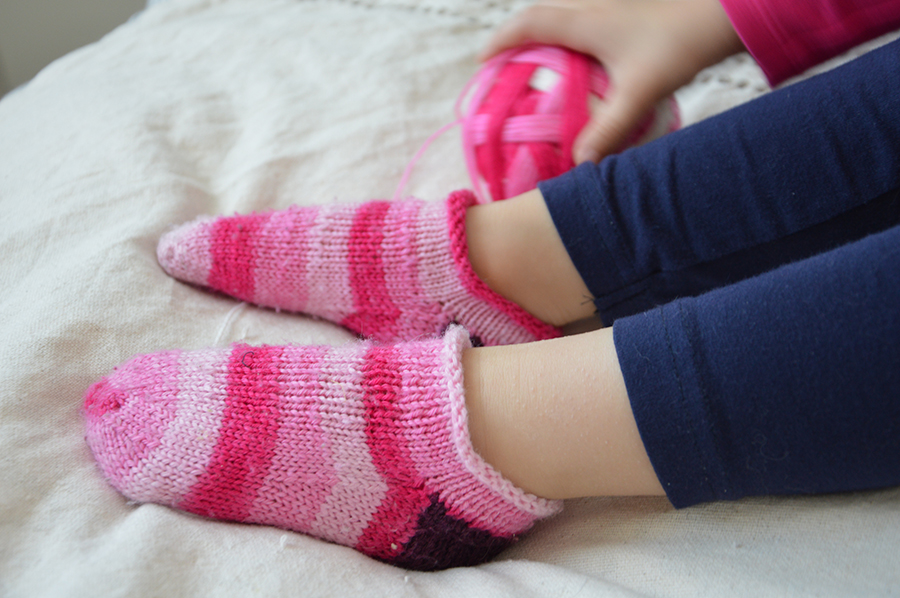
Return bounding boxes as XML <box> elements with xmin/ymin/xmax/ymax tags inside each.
<box><xmin>460</xmin><ymin>45</ymin><xmax>681</xmax><ymax>202</ymax></box>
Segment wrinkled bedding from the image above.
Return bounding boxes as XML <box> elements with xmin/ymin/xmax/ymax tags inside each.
<box><xmin>1</xmin><ymin>1</ymin><xmax>898</xmax><ymax>596</ymax></box>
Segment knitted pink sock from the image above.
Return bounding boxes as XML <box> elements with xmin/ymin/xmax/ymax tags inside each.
<box><xmin>83</xmin><ymin>327</ymin><xmax>561</xmax><ymax>570</ymax></box>
<box><xmin>157</xmin><ymin>190</ymin><xmax>560</xmax><ymax>346</ymax></box>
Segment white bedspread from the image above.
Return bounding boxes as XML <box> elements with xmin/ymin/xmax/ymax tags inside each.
<box><xmin>1</xmin><ymin>1</ymin><xmax>898</xmax><ymax>596</ymax></box>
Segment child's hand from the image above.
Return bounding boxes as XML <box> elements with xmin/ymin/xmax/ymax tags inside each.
<box><xmin>481</xmin><ymin>0</ymin><xmax>744</xmax><ymax>163</ymax></box>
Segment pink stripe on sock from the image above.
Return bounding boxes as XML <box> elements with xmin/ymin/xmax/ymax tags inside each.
<box><xmin>208</xmin><ymin>213</ymin><xmax>268</xmax><ymax>303</ymax></box>
<box><xmin>251</xmin><ymin>207</ymin><xmax>317</xmax><ymax>312</ymax></box>
<box><xmin>179</xmin><ymin>344</ymin><xmax>283</xmax><ymax>522</ymax></box>
<box><xmin>302</xmin><ymin>204</ymin><xmax>356</xmax><ymax>323</ymax></box>
<box><xmin>355</xmin><ymin>345</ymin><xmax>431</xmax><ymax>560</ymax></box>
<box><xmin>381</xmin><ymin>200</ymin><xmax>439</xmax><ymax>339</ymax></box>
<box><xmin>249</xmin><ymin>345</ymin><xmax>337</xmax><ymax>531</ymax></box>
<box><xmin>341</xmin><ymin>201</ymin><xmax>402</xmax><ymax>339</ymax></box>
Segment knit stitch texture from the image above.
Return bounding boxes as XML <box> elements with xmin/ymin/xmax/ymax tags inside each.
<box><xmin>82</xmin><ymin>327</ymin><xmax>561</xmax><ymax>571</ymax></box>
<box><xmin>157</xmin><ymin>190</ymin><xmax>560</xmax><ymax>346</ymax></box>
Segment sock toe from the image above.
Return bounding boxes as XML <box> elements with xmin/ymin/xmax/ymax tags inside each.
<box><xmin>83</xmin><ymin>348</ymin><xmax>228</xmax><ymax>506</ymax></box>
<box><xmin>157</xmin><ymin>218</ymin><xmax>215</xmax><ymax>287</ymax></box>
<box><xmin>83</xmin><ymin>351</ymin><xmax>178</xmax><ymax>500</ymax></box>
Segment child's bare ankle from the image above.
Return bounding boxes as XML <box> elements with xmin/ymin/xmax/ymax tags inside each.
<box><xmin>466</xmin><ymin>189</ymin><xmax>596</xmax><ymax>328</ymax></box>
<box><xmin>464</xmin><ymin>331</ymin><xmax>666</xmax><ymax>500</ymax></box>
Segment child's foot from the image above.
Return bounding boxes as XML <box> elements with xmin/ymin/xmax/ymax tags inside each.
<box><xmin>82</xmin><ymin>327</ymin><xmax>561</xmax><ymax>571</ymax></box>
<box><xmin>157</xmin><ymin>190</ymin><xmax>560</xmax><ymax>346</ymax></box>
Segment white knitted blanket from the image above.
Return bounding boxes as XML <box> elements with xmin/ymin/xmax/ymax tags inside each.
<box><xmin>1</xmin><ymin>1</ymin><xmax>897</xmax><ymax>596</ymax></box>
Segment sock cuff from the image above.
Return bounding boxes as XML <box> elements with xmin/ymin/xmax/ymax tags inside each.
<box><xmin>439</xmin><ymin>325</ymin><xmax>563</xmax><ymax>523</ymax></box>
<box><xmin>444</xmin><ymin>189</ymin><xmax>562</xmax><ymax>342</ymax></box>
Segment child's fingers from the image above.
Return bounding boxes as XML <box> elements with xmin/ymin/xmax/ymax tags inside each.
<box><xmin>478</xmin><ymin>2</ymin><xmax>592</xmax><ymax>62</ymax></box>
<box><xmin>573</xmin><ymin>87</ymin><xmax>655</xmax><ymax>163</ymax></box>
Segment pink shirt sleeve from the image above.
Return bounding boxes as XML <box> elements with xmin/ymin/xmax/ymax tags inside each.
<box><xmin>719</xmin><ymin>0</ymin><xmax>900</xmax><ymax>85</ymax></box>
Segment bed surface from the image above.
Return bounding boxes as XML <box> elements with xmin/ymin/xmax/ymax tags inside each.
<box><xmin>1</xmin><ymin>1</ymin><xmax>898</xmax><ymax>596</ymax></box>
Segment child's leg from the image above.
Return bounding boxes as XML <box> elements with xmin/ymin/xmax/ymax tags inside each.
<box><xmin>614</xmin><ymin>222</ymin><xmax>900</xmax><ymax>508</ymax></box>
<box><xmin>472</xmin><ymin>210</ymin><xmax>900</xmax><ymax>506</ymax></box>
<box><xmin>539</xmin><ymin>36</ymin><xmax>900</xmax><ymax>324</ymax></box>
<box><xmin>465</xmin><ymin>188</ymin><xmax>596</xmax><ymax>328</ymax></box>
<box><xmin>471</xmin><ymin>218</ymin><xmax>900</xmax><ymax>506</ymax></box>
<box><xmin>464</xmin><ymin>327</ymin><xmax>664</xmax><ymax>500</ymax></box>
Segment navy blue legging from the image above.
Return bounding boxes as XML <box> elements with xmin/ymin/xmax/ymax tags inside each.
<box><xmin>539</xmin><ymin>37</ymin><xmax>900</xmax><ymax>508</ymax></box>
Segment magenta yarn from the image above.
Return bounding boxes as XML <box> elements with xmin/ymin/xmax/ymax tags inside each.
<box><xmin>459</xmin><ymin>45</ymin><xmax>681</xmax><ymax>202</ymax></box>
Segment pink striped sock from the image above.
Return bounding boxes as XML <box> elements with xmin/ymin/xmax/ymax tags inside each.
<box><xmin>82</xmin><ymin>326</ymin><xmax>561</xmax><ymax>570</ymax></box>
<box><xmin>156</xmin><ymin>189</ymin><xmax>560</xmax><ymax>346</ymax></box>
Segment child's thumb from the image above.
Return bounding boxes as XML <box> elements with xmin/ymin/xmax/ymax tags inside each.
<box><xmin>573</xmin><ymin>90</ymin><xmax>650</xmax><ymax>164</ymax></box>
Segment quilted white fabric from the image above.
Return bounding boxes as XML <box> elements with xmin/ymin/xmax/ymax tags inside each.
<box><xmin>1</xmin><ymin>1</ymin><xmax>898</xmax><ymax>596</ymax></box>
